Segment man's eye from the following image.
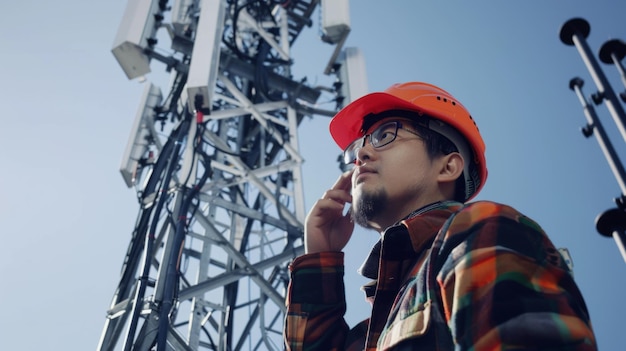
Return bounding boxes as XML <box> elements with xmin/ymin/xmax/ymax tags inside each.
<box><xmin>378</xmin><ymin>131</ymin><xmax>394</xmax><ymax>142</ymax></box>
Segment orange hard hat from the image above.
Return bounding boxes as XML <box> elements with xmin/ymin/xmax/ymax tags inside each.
<box><xmin>329</xmin><ymin>81</ymin><xmax>487</xmax><ymax>200</ymax></box>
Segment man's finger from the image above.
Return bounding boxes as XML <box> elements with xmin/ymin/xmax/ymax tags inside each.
<box><xmin>329</xmin><ymin>169</ymin><xmax>354</xmax><ymax>192</ymax></box>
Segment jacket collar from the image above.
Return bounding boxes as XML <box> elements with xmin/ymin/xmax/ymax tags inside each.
<box><xmin>358</xmin><ymin>201</ymin><xmax>463</xmax><ymax>280</ymax></box>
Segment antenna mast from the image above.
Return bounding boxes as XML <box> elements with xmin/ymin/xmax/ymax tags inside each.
<box><xmin>561</xmin><ymin>18</ymin><xmax>626</xmax><ymax>264</ymax></box>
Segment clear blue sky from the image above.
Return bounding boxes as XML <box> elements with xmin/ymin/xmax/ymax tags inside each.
<box><xmin>1</xmin><ymin>1</ymin><xmax>625</xmax><ymax>349</ymax></box>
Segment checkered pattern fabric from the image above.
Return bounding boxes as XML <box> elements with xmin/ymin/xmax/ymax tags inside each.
<box><xmin>284</xmin><ymin>201</ymin><xmax>597</xmax><ymax>350</ymax></box>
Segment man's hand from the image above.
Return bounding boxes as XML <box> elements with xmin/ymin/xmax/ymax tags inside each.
<box><xmin>304</xmin><ymin>170</ymin><xmax>355</xmax><ymax>254</ymax></box>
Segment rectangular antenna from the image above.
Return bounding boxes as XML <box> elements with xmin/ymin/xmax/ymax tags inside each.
<box><xmin>336</xmin><ymin>47</ymin><xmax>368</xmax><ymax>105</ymax></box>
<box><xmin>112</xmin><ymin>0</ymin><xmax>161</xmax><ymax>80</ymax></box>
<box><xmin>186</xmin><ymin>0</ymin><xmax>225</xmax><ymax>112</ymax></box>
<box><xmin>321</xmin><ymin>0</ymin><xmax>351</xmax><ymax>44</ymax></box>
<box><xmin>171</xmin><ymin>0</ymin><xmax>196</xmax><ymax>35</ymax></box>
<box><xmin>120</xmin><ymin>83</ymin><xmax>162</xmax><ymax>187</ymax></box>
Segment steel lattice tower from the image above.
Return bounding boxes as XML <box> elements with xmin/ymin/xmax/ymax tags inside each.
<box><xmin>97</xmin><ymin>0</ymin><xmax>361</xmax><ymax>350</ymax></box>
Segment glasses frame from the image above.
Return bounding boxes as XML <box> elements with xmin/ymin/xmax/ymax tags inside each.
<box><xmin>342</xmin><ymin>120</ymin><xmax>421</xmax><ymax>166</ymax></box>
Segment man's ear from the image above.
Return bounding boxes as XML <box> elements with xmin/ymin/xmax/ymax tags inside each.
<box><xmin>437</xmin><ymin>152</ymin><xmax>464</xmax><ymax>183</ymax></box>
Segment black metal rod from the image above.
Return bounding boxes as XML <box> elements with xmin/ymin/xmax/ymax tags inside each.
<box><xmin>560</xmin><ymin>18</ymin><xmax>626</xmax><ymax>143</ymax></box>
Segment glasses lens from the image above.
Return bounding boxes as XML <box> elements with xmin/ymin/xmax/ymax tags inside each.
<box><xmin>371</xmin><ymin>121</ymin><xmax>399</xmax><ymax>147</ymax></box>
<box><xmin>343</xmin><ymin>137</ymin><xmax>362</xmax><ymax>165</ymax></box>
<box><xmin>342</xmin><ymin>122</ymin><xmax>400</xmax><ymax>165</ymax></box>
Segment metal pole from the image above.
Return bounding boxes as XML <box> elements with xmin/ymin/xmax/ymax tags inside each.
<box><xmin>569</xmin><ymin>77</ymin><xmax>626</xmax><ymax>197</ymax></box>
<box><xmin>560</xmin><ymin>18</ymin><xmax>626</xmax><ymax>143</ymax></box>
<box><xmin>562</xmin><ymin>18</ymin><xmax>626</xmax><ymax>266</ymax></box>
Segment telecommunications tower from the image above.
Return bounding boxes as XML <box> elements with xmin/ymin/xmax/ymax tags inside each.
<box><xmin>97</xmin><ymin>0</ymin><xmax>367</xmax><ymax>350</ymax></box>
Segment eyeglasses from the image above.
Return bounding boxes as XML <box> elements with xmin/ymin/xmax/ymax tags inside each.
<box><xmin>342</xmin><ymin>121</ymin><xmax>421</xmax><ymax>166</ymax></box>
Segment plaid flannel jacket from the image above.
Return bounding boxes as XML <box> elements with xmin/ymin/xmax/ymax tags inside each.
<box><xmin>284</xmin><ymin>201</ymin><xmax>597</xmax><ymax>350</ymax></box>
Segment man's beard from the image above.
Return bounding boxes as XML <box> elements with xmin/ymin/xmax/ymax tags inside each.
<box><xmin>352</xmin><ymin>189</ymin><xmax>387</xmax><ymax>229</ymax></box>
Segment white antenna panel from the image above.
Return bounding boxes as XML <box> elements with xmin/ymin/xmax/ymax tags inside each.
<box><xmin>112</xmin><ymin>0</ymin><xmax>161</xmax><ymax>80</ymax></box>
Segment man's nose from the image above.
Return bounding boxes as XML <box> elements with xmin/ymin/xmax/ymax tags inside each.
<box><xmin>355</xmin><ymin>136</ymin><xmax>374</xmax><ymax>164</ymax></box>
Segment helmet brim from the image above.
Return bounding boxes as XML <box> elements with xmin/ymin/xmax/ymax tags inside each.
<box><xmin>329</xmin><ymin>92</ymin><xmax>424</xmax><ymax>150</ymax></box>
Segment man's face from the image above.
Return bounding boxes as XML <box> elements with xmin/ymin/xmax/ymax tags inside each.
<box><xmin>350</xmin><ymin>117</ymin><xmax>443</xmax><ymax>231</ymax></box>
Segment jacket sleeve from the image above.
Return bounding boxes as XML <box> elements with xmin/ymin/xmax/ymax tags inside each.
<box><xmin>436</xmin><ymin>202</ymin><xmax>597</xmax><ymax>350</ymax></box>
<box><xmin>284</xmin><ymin>252</ymin><xmax>350</xmax><ymax>351</ymax></box>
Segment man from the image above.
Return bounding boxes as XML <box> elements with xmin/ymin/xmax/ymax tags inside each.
<box><xmin>284</xmin><ymin>82</ymin><xmax>597</xmax><ymax>350</ymax></box>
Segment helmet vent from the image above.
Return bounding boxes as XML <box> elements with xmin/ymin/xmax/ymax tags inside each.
<box><xmin>436</xmin><ymin>95</ymin><xmax>452</xmax><ymax>104</ymax></box>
